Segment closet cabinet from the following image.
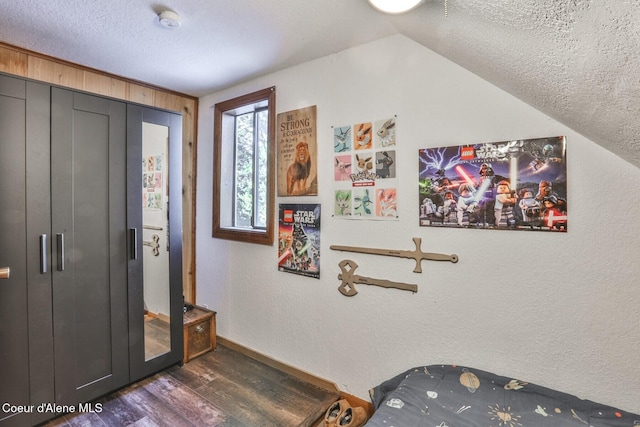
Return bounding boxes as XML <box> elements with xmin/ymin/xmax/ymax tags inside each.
<box><xmin>0</xmin><ymin>73</ymin><xmax>183</xmax><ymax>427</ymax></box>
<box><xmin>50</xmin><ymin>87</ymin><xmax>130</xmax><ymax>406</ymax></box>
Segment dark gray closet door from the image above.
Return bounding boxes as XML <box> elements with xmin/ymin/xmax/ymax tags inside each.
<box><xmin>0</xmin><ymin>74</ymin><xmax>31</xmax><ymax>427</ymax></box>
<box><xmin>50</xmin><ymin>88</ymin><xmax>129</xmax><ymax>405</ymax></box>
<box><xmin>127</xmin><ymin>104</ymin><xmax>183</xmax><ymax>382</ymax></box>
<box><xmin>0</xmin><ymin>75</ymin><xmax>53</xmax><ymax>427</ymax></box>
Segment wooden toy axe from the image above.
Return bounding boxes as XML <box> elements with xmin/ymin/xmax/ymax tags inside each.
<box><xmin>337</xmin><ymin>259</ymin><xmax>417</xmax><ymax>296</ymax></box>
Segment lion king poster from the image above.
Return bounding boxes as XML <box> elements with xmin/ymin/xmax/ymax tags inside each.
<box><xmin>277</xmin><ymin>106</ymin><xmax>317</xmax><ymax>196</ymax></box>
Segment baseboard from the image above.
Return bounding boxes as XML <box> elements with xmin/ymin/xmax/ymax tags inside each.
<box><xmin>217</xmin><ymin>336</ymin><xmax>339</xmax><ymax>394</ymax></box>
<box><xmin>144</xmin><ymin>310</ymin><xmax>170</xmax><ymax>323</ymax></box>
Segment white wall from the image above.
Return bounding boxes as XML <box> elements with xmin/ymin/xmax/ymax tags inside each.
<box><xmin>196</xmin><ymin>34</ymin><xmax>640</xmax><ymax>413</ymax></box>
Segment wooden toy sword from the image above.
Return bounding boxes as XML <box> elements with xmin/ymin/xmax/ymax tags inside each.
<box><xmin>330</xmin><ymin>237</ymin><xmax>458</xmax><ymax>273</ymax></box>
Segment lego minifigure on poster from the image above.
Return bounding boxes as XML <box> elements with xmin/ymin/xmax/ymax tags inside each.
<box><xmin>494</xmin><ymin>180</ymin><xmax>517</xmax><ymax>227</ymax></box>
<box><xmin>518</xmin><ymin>188</ymin><xmax>540</xmax><ymax>224</ymax></box>
<box><xmin>456</xmin><ymin>183</ymin><xmax>479</xmax><ymax>226</ymax></box>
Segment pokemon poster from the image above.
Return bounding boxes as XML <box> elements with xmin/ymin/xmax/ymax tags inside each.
<box><xmin>278</xmin><ymin>204</ymin><xmax>321</xmax><ymax>279</ymax></box>
<box><xmin>419</xmin><ymin>136</ymin><xmax>567</xmax><ymax>231</ymax></box>
<box><xmin>332</xmin><ymin>116</ymin><xmax>399</xmax><ymax>220</ymax></box>
<box><xmin>143</xmin><ymin>154</ymin><xmax>164</xmax><ymax>210</ymax></box>
<box><xmin>277</xmin><ymin>106</ymin><xmax>317</xmax><ymax>196</ymax></box>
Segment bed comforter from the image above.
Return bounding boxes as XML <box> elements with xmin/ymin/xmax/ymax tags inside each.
<box><xmin>366</xmin><ymin>365</ymin><xmax>639</xmax><ymax>426</ymax></box>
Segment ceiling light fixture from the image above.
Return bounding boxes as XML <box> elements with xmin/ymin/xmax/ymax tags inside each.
<box><xmin>368</xmin><ymin>0</ymin><xmax>425</xmax><ymax>14</ymax></box>
<box><xmin>158</xmin><ymin>10</ymin><xmax>181</xmax><ymax>28</ymax></box>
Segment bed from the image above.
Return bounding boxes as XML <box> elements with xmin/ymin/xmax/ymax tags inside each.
<box><xmin>366</xmin><ymin>364</ymin><xmax>639</xmax><ymax>426</ymax></box>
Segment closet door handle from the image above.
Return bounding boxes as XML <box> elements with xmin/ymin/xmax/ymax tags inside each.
<box><xmin>0</xmin><ymin>267</ymin><xmax>9</xmax><ymax>280</ymax></box>
<box><xmin>40</xmin><ymin>234</ymin><xmax>48</xmax><ymax>273</ymax></box>
<box><xmin>56</xmin><ymin>233</ymin><xmax>65</xmax><ymax>271</ymax></box>
<box><xmin>129</xmin><ymin>228</ymin><xmax>138</xmax><ymax>260</ymax></box>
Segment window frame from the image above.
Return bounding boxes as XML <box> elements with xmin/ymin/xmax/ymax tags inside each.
<box><xmin>212</xmin><ymin>86</ymin><xmax>276</xmax><ymax>245</ymax></box>
<box><xmin>231</xmin><ymin>106</ymin><xmax>268</xmax><ymax>230</ymax></box>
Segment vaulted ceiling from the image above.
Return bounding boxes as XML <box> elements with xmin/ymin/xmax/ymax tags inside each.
<box><xmin>1</xmin><ymin>0</ymin><xmax>638</xmax><ymax>167</ymax></box>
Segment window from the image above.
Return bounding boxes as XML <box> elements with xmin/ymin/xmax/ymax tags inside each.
<box><xmin>213</xmin><ymin>87</ymin><xmax>275</xmax><ymax>244</ymax></box>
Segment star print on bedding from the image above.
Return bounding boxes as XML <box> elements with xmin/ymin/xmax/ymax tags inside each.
<box><xmin>366</xmin><ymin>365</ymin><xmax>639</xmax><ymax>426</ymax></box>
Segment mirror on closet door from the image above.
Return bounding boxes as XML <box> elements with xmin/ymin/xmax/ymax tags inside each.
<box><xmin>142</xmin><ymin>122</ymin><xmax>171</xmax><ymax>361</ymax></box>
<box><xmin>128</xmin><ymin>104</ymin><xmax>183</xmax><ymax>382</ymax></box>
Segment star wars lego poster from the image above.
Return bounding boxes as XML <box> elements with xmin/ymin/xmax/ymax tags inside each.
<box><xmin>278</xmin><ymin>204</ymin><xmax>321</xmax><ymax>278</ymax></box>
<box><xmin>419</xmin><ymin>136</ymin><xmax>567</xmax><ymax>231</ymax></box>
<box><xmin>277</xmin><ymin>106</ymin><xmax>318</xmax><ymax>196</ymax></box>
<box><xmin>332</xmin><ymin>116</ymin><xmax>399</xmax><ymax>220</ymax></box>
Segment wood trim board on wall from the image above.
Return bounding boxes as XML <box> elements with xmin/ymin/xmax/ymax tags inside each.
<box><xmin>0</xmin><ymin>42</ymin><xmax>198</xmax><ymax>303</ymax></box>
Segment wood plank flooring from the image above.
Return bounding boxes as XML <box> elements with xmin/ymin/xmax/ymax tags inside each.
<box><xmin>43</xmin><ymin>344</ymin><xmax>339</xmax><ymax>427</ymax></box>
<box><xmin>144</xmin><ymin>315</ymin><xmax>171</xmax><ymax>361</ymax></box>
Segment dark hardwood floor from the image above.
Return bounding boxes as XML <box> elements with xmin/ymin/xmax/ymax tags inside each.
<box><xmin>144</xmin><ymin>315</ymin><xmax>171</xmax><ymax>361</ymax></box>
<box><xmin>43</xmin><ymin>344</ymin><xmax>339</xmax><ymax>427</ymax></box>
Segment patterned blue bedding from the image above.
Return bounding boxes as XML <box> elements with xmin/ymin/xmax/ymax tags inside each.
<box><xmin>366</xmin><ymin>365</ymin><xmax>639</xmax><ymax>426</ymax></box>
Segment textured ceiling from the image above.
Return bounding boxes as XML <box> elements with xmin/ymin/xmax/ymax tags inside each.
<box><xmin>1</xmin><ymin>0</ymin><xmax>638</xmax><ymax>167</ymax></box>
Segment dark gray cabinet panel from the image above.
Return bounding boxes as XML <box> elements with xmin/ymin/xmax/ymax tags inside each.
<box><xmin>0</xmin><ymin>75</ymin><xmax>31</xmax><ymax>427</ymax></box>
<box><xmin>0</xmin><ymin>76</ymin><xmax>53</xmax><ymax>427</ymax></box>
<box><xmin>25</xmin><ymin>81</ymin><xmax>56</xmax><ymax>426</ymax></box>
<box><xmin>50</xmin><ymin>88</ymin><xmax>129</xmax><ymax>405</ymax></box>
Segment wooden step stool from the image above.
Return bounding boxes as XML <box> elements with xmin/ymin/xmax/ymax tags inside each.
<box><xmin>183</xmin><ymin>305</ymin><xmax>217</xmax><ymax>362</ymax></box>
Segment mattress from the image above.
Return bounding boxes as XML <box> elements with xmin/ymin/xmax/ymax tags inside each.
<box><xmin>366</xmin><ymin>364</ymin><xmax>639</xmax><ymax>426</ymax></box>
